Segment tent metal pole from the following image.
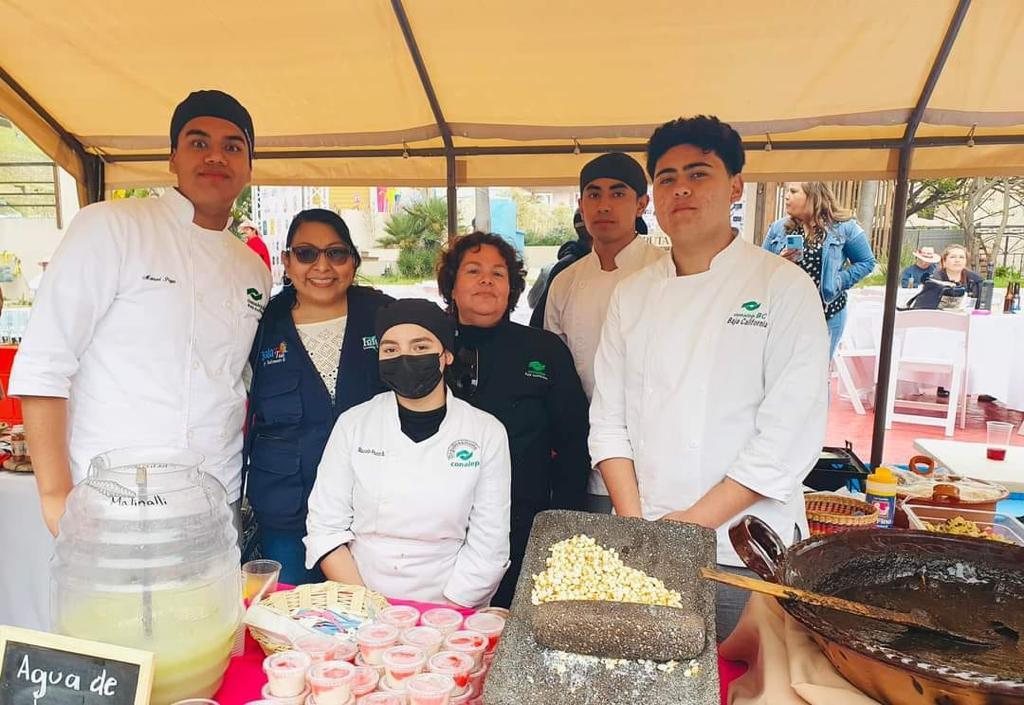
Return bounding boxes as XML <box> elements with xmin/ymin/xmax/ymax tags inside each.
<box><xmin>0</xmin><ymin>64</ymin><xmax>104</xmax><ymax>204</ymax></box>
<box><xmin>869</xmin><ymin>0</ymin><xmax>972</xmax><ymax>467</ymax></box>
<box><xmin>390</xmin><ymin>0</ymin><xmax>458</xmax><ymax>239</ymax></box>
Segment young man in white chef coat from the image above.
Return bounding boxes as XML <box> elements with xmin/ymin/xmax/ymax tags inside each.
<box><xmin>544</xmin><ymin>152</ymin><xmax>666</xmax><ymax>513</ymax></box>
<box><xmin>304</xmin><ymin>299</ymin><xmax>511</xmax><ymax>607</ymax></box>
<box><xmin>588</xmin><ymin>116</ymin><xmax>829</xmax><ymax>639</ymax></box>
<box><xmin>11</xmin><ymin>90</ymin><xmax>271</xmax><ymax>536</ymax></box>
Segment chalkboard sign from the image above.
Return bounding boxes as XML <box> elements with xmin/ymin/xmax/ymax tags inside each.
<box><xmin>0</xmin><ymin>627</ymin><xmax>154</xmax><ymax>705</ymax></box>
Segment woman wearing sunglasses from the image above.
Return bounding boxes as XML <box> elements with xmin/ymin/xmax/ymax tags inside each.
<box><xmin>437</xmin><ymin>231</ymin><xmax>590</xmax><ymax>607</ymax></box>
<box><xmin>244</xmin><ymin>208</ymin><xmax>393</xmax><ymax>584</ymax></box>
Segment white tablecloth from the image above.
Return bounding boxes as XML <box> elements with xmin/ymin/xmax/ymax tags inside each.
<box><xmin>0</xmin><ymin>472</ymin><xmax>51</xmax><ymax>630</ymax></box>
<box><xmin>842</xmin><ymin>294</ymin><xmax>1024</xmax><ymax>411</ymax></box>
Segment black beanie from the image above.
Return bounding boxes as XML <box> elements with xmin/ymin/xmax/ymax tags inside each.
<box><xmin>580</xmin><ymin>152</ymin><xmax>648</xmax><ymax>199</ymax></box>
<box><xmin>170</xmin><ymin>90</ymin><xmax>255</xmax><ymax>162</ymax></box>
<box><xmin>375</xmin><ymin>299</ymin><xmax>455</xmax><ymax>352</ymax></box>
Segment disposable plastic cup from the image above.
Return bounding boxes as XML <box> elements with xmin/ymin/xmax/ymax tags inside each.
<box><xmin>442</xmin><ymin>631</ymin><xmax>486</xmax><ymax>670</ymax></box>
<box><xmin>449</xmin><ymin>690</ymin><xmax>473</xmax><ymax>705</ymax></box>
<box><xmin>406</xmin><ymin>673</ymin><xmax>454</xmax><ymax>705</ymax></box>
<box><xmin>467</xmin><ymin>663</ymin><xmax>487</xmax><ymax>699</ymax></box>
<box><xmin>462</xmin><ymin>613</ymin><xmax>504</xmax><ymax>654</ymax></box>
<box><xmin>331</xmin><ymin>639</ymin><xmax>358</xmax><ymax>663</ymax></box>
<box><xmin>293</xmin><ymin>633</ymin><xmax>341</xmax><ymax>664</ymax></box>
<box><xmin>304</xmin><ymin>694</ymin><xmax>354</xmax><ymax>705</ymax></box>
<box><xmin>358</xmin><ymin>694</ymin><xmax>405</xmax><ymax>705</ymax></box>
<box><xmin>426</xmin><ymin>651</ymin><xmax>474</xmax><ymax>696</ymax></box>
<box><xmin>356</xmin><ymin>623</ymin><xmax>400</xmax><ymax>665</ymax></box>
<box><xmin>264</xmin><ymin>650</ymin><xmax>313</xmax><ymax>698</ymax></box>
<box><xmin>308</xmin><ymin>661</ymin><xmax>356</xmax><ymax>705</ymax></box>
<box><xmin>419</xmin><ymin>608</ymin><xmax>463</xmax><ymax>637</ymax></box>
<box><xmin>242</xmin><ymin>559</ymin><xmax>282</xmax><ymax>601</ymax></box>
<box><xmin>261</xmin><ymin>683</ymin><xmax>310</xmax><ymax>705</ymax></box>
<box><xmin>172</xmin><ymin>700</ymin><xmax>221</xmax><ymax>705</ymax></box>
<box><xmin>987</xmin><ymin>421</ymin><xmax>1014</xmax><ymax>461</ymax></box>
<box><xmin>351</xmin><ymin>666</ymin><xmax>380</xmax><ymax>697</ymax></box>
<box><xmin>475</xmin><ymin>607</ymin><xmax>509</xmax><ymax>620</ymax></box>
<box><xmin>382</xmin><ymin>645</ymin><xmax>427</xmax><ymax>688</ymax></box>
<box><xmin>380</xmin><ymin>605</ymin><xmax>420</xmax><ymax>631</ymax></box>
<box><xmin>401</xmin><ymin>626</ymin><xmax>444</xmax><ymax>658</ymax></box>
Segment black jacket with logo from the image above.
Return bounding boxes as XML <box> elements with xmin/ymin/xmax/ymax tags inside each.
<box><xmin>448</xmin><ymin>319</ymin><xmax>590</xmax><ymax>605</ymax></box>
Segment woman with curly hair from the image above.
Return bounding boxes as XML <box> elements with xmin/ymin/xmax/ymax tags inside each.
<box><xmin>437</xmin><ymin>231</ymin><xmax>590</xmax><ymax>606</ymax></box>
<box><xmin>762</xmin><ymin>182</ymin><xmax>876</xmax><ymax>357</ymax></box>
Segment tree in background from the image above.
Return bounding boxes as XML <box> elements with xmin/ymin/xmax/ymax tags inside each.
<box><xmin>511</xmin><ymin>190</ymin><xmax>575</xmax><ymax>246</ymax></box>
<box><xmin>230</xmin><ymin>186</ymin><xmax>253</xmax><ymax>240</ymax></box>
<box><xmin>378</xmin><ymin>197</ymin><xmax>453</xmax><ymax>278</ymax></box>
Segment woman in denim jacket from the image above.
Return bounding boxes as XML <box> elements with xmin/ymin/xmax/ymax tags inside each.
<box><xmin>762</xmin><ymin>183</ymin><xmax>876</xmax><ymax>357</ymax></box>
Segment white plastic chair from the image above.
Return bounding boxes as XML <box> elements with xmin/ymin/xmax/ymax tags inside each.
<box><xmin>885</xmin><ymin>310</ymin><xmax>969</xmax><ymax>437</ymax></box>
<box><xmin>834</xmin><ymin>303</ymin><xmax>883</xmax><ymax>414</ymax></box>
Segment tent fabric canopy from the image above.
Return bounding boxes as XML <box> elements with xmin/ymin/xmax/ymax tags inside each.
<box><xmin>1</xmin><ymin>0</ymin><xmax>1023</xmax><ymax>193</ymax></box>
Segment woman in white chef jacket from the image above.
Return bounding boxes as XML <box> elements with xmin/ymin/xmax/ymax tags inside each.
<box><xmin>304</xmin><ymin>298</ymin><xmax>512</xmax><ymax>607</ymax></box>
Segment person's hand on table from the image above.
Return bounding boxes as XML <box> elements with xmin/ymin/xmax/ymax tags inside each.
<box><xmin>779</xmin><ymin>247</ymin><xmax>802</xmax><ymax>262</ymax></box>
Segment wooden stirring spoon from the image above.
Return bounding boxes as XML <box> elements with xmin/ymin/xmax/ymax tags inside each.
<box><xmin>700</xmin><ymin>566</ymin><xmax>995</xmax><ymax>647</ymax></box>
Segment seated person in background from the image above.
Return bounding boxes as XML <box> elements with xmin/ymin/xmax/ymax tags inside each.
<box><xmin>900</xmin><ymin>246</ymin><xmax>939</xmax><ymax>287</ymax></box>
<box><xmin>304</xmin><ymin>299</ymin><xmax>511</xmax><ymax>607</ymax></box>
<box><xmin>934</xmin><ymin>243</ymin><xmax>983</xmax><ymax>299</ymax></box>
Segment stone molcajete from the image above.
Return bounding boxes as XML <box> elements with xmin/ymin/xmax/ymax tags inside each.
<box><xmin>484</xmin><ymin>510</ymin><xmax>720</xmax><ymax>705</ymax></box>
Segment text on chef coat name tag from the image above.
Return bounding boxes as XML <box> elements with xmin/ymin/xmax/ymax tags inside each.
<box><xmin>0</xmin><ymin>627</ymin><xmax>154</xmax><ymax>705</ymax></box>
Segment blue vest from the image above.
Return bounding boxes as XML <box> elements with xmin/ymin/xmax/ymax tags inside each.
<box><xmin>244</xmin><ymin>286</ymin><xmax>393</xmax><ymax>531</ymax></box>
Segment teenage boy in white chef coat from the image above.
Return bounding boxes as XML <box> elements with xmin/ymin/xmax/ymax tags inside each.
<box><xmin>304</xmin><ymin>299</ymin><xmax>511</xmax><ymax>607</ymax></box>
<box><xmin>11</xmin><ymin>90</ymin><xmax>271</xmax><ymax>536</ymax></box>
<box><xmin>588</xmin><ymin>116</ymin><xmax>829</xmax><ymax>639</ymax></box>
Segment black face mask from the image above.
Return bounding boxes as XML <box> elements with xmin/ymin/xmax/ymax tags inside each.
<box><xmin>379</xmin><ymin>353</ymin><xmax>443</xmax><ymax>399</ymax></box>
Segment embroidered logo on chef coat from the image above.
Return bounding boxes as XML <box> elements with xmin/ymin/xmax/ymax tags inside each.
<box><xmin>447</xmin><ymin>439</ymin><xmax>481</xmax><ymax>469</ymax></box>
<box><xmin>525</xmin><ymin>360</ymin><xmax>549</xmax><ymax>380</ymax></box>
<box><xmin>362</xmin><ymin>336</ymin><xmax>379</xmax><ymax>351</ymax></box>
<box><xmin>246</xmin><ymin>287</ymin><xmax>266</xmax><ymax>314</ymax></box>
<box><xmin>727</xmin><ymin>300</ymin><xmax>767</xmax><ymax>328</ymax></box>
<box><xmin>259</xmin><ymin>342</ymin><xmax>288</xmax><ymax>366</ymax></box>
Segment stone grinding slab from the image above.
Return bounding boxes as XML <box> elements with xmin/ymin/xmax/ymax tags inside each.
<box><xmin>483</xmin><ymin>510</ymin><xmax>719</xmax><ymax>705</ymax></box>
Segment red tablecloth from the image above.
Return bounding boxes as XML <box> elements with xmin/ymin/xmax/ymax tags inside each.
<box><xmin>214</xmin><ymin>590</ymin><xmax>746</xmax><ymax>705</ymax></box>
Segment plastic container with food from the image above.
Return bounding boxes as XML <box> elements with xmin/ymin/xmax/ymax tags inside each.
<box><xmin>903</xmin><ymin>501</ymin><xmax>1024</xmax><ymax>546</ymax></box>
<box><xmin>401</xmin><ymin>625</ymin><xmax>444</xmax><ymax>657</ymax></box>
<box><xmin>307</xmin><ymin>661</ymin><xmax>356</xmax><ymax>705</ymax></box>
<box><xmin>356</xmin><ymin>623</ymin><xmax>400</xmax><ymax>665</ymax></box>
<box><xmin>382</xmin><ymin>644</ymin><xmax>427</xmax><ymax>688</ymax></box>
<box><xmin>379</xmin><ymin>605</ymin><xmax>420</xmax><ymax>631</ymax></box>
<box><xmin>263</xmin><ymin>650</ymin><xmax>313</xmax><ymax>698</ymax></box>
<box><xmin>420</xmin><ymin>608</ymin><xmax>463</xmax><ymax>637</ymax></box>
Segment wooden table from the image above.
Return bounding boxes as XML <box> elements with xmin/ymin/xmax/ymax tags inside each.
<box><xmin>912</xmin><ymin>438</ymin><xmax>1024</xmax><ymax>493</ymax></box>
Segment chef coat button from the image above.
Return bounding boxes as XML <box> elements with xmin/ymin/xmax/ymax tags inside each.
<box><xmin>223</xmin><ymin>300</ymin><xmax>232</xmax><ymax>309</ymax></box>
<box><xmin>196</xmin><ymin>293</ymin><xmax>204</xmax><ymax>302</ymax></box>
<box><xmin>688</xmin><ymin>441</ymin><xmax>699</xmax><ymax>449</ymax></box>
<box><xmin>192</xmin><ymin>361</ymin><xmax>200</xmax><ymax>371</ymax></box>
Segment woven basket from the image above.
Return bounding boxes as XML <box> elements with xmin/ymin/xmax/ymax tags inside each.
<box><xmin>805</xmin><ymin>493</ymin><xmax>879</xmax><ymax>535</ymax></box>
<box><xmin>249</xmin><ymin>581</ymin><xmax>390</xmax><ymax>655</ymax></box>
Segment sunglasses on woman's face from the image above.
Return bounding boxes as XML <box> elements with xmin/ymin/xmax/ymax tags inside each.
<box><xmin>285</xmin><ymin>245</ymin><xmax>353</xmax><ymax>265</ymax></box>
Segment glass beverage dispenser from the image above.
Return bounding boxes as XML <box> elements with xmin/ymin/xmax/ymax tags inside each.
<box><xmin>51</xmin><ymin>447</ymin><xmax>242</xmax><ymax>705</ymax></box>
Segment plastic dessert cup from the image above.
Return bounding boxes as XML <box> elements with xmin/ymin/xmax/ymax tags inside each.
<box><xmin>426</xmin><ymin>651</ymin><xmax>474</xmax><ymax>696</ymax></box>
<box><xmin>308</xmin><ymin>660</ymin><xmax>356</xmax><ymax>705</ymax></box>
<box><xmin>442</xmin><ymin>631</ymin><xmax>486</xmax><ymax>670</ymax></box>
<box><xmin>462</xmin><ymin>613</ymin><xmax>504</xmax><ymax>654</ymax></box>
<box><xmin>356</xmin><ymin>623</ymin><xmax>400</xmax><ymax>665</ymax></box>
<box><xmin>406</xmin><ymin>673</ymin><xmax>454</xmax><ymax>705</ymax></box>
<box><xmin>419</xmin><ymin>608</ymin><xmax>463</xmax><ymax>637</ymax></box>
<box><xmin>358</xmin><ymin>694</ymin><xmax>405</xmax><ymax>705</ymax></box>
<box><xmin>293</xmin><ymin>633</ymin><xmax>342</xmax><ymax>665</ymax></box>
<box><xmin>401</xmin><ymin>626</ymin><xmax>444</xmax><ymax>658</ymax></box>
<box><xmin>303</xmin><ymin>694</ymin><xmax>354</xmax><ymax>705</ymax></box>
<box><xmin>261</xmin><ymin>683</ymin><xmax>310</xmax><ymax>705</ymax></box>
<box><xmin>264</xmin><ymin>650</ymin><xmax>313</xmax><ymax>698</ymax></box>
<box><xmin>467</xmin><ymin>662</ymin><xmax>487</xmax><ymax>699</ymax></box>
<box><xmin>351</xmin><ymin>666</ymin><xmax>380</xmax><ymax>697</ymax></box>
<box><xmin>332</xmin><ymin>638</ymin><xmax>359</xmax><ymax>663</ymax></box>
<box><xmin>380</xmin><ymin>605</ymin><xmax>420</xmax><ymax>631</ymax></box>
<box><xmin>382</xmin><ymin>645</ymin><xmax>427</xmax><ymax>688</ymax></box>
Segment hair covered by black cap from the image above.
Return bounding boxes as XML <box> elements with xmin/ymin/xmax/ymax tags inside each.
<box><xmin>170</xmin><ymin>90</ymin><xmax>255</xmax><ymax>162</ymax></box>
<box><xmin>375</xmin><ymin>298</ymin><xmax>455</xmax><ymax>352</ymax></box>
<box><xmin>579</xmin><ymin>152</ymin><xmax>648</xmax><ymax>198</ymax></box>
<box><xmin>646</xmin><ymin>115</ymin><xmax>745</xmax><ymax>177</ymax></box>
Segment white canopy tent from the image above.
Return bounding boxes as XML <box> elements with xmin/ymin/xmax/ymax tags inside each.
<box><xmin>2</xmin><ymin>0</ymin><xmax>1022</xmax><ymax>462</ymax></box>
